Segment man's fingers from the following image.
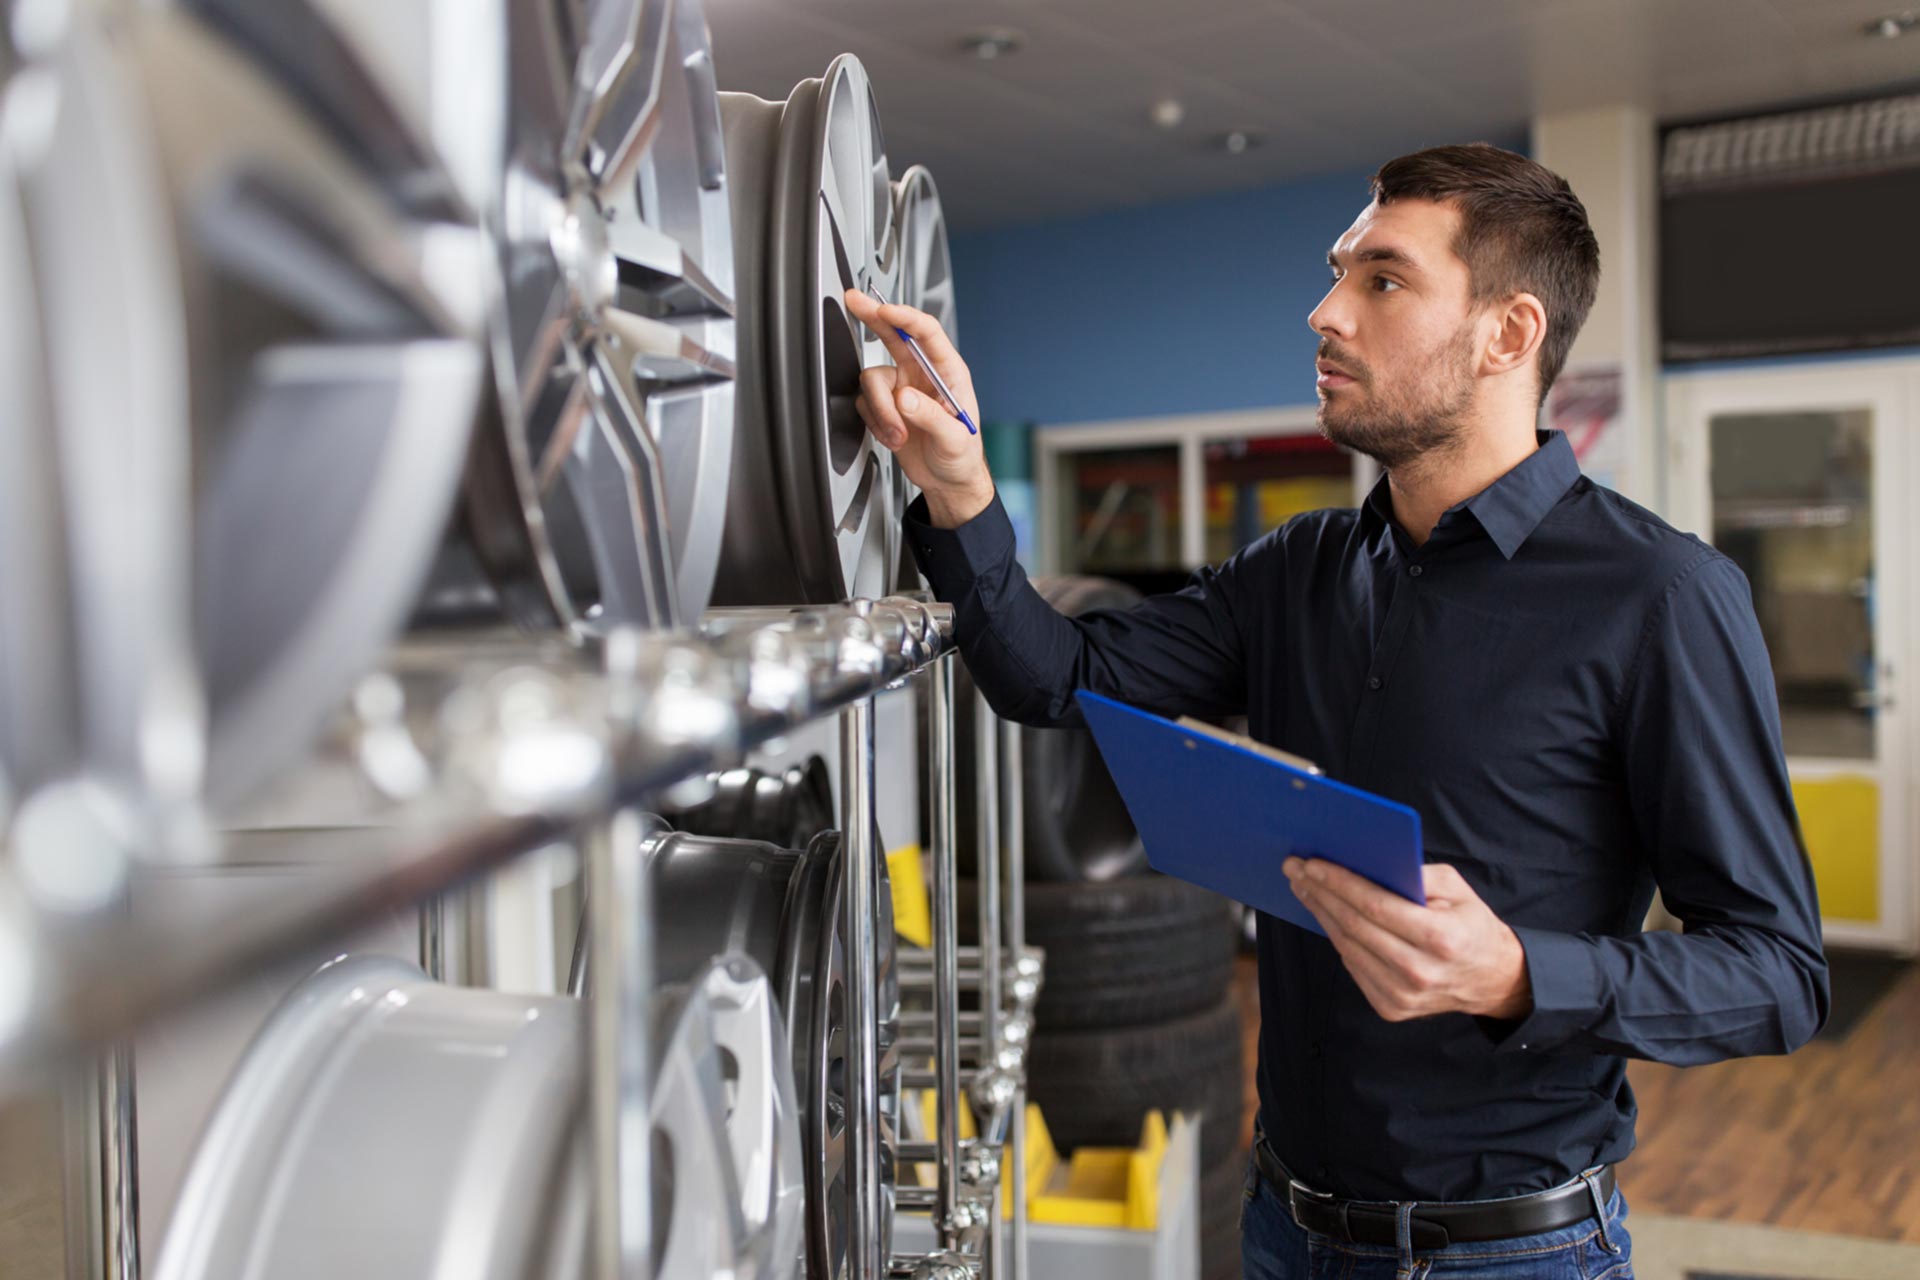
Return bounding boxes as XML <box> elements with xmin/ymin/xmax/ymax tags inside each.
<box><xmin>844</xmin><ymin>289</ymin><xmax>974</xmax><ymax>398</ymax></box>
<box><xmin>1291</xmin><ymin>858</ymin><xmax>1438</xmax><ymax>949</ymax></box>
<box><xmin>1295</xmin><ymin>878</ymin><xmax>1433</xmax><ymax>981</ymax></box>
<box><xmin>1316</xmin><ymin>911</ymin><xmax>1419</xmax><ymax>1021</ymax></box>
<box><xmin>1422</xmin><ymin>861</ymin><xmax>1473</xmax><ymax>903</ymax></box>
<box><xmin>893</xmin><ymin>382</ymin><xmax>972</xmax><ymax>453</ymax></box>
<box><xmin>859</xmin><ymin>366</ymin><xmax>907</xmax><ymax>447</ymax></box>
<box><xmin>854</xmin><ymin>395</ymin><xmax>901</xmax><ymax>453</ymax></box>
<box><xmin>843</xmin><ymin>289</ymin><xmax>925</xmax><ymax>381</ymax></box>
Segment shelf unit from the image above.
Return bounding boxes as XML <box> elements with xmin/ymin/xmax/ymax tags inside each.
<box><xmin>4</xmin><ymin>596</ymin><xmax>1038</xmax><ymax>1280</ymax></box>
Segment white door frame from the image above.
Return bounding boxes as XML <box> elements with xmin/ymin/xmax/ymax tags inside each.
<box><xmin>1032</xmin><ymin>405</ymin><xmax>1373</xmax><ymax>576</ymax></box>
<box><xmin>1665</xmin><ymin>358</ymin><xmax>1919</xmax><ymax>953</ymax></box>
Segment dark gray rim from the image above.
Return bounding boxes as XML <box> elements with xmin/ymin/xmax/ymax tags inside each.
<box><xmin>713</xmin><ymin>56</ymin><xmax>900</xmax><ymax>605</ymax></box>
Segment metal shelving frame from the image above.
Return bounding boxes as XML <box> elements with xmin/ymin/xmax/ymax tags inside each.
<box><xmin>6</xmin><ymin>594</ymin><xmax>1037</xmax><ymax>1280</ymax></box>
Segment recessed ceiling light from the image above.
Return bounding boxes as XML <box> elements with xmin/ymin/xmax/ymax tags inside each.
<box><xmin>1149</xmin><ymin>97</ymin><xmax>1186</xmax><ymax>131</ymax></box>
<box><xmin>963</xmin><ymin>28</ymin><xmax>1024</xmax><ymax>60</ymax></box>
<box><xmin>1863</xmin><ymin>11</ymin><xmax>1917</xmax><ymax>38</ymax></box>
<box><xmin>1216</xmin><ymin>129</ymin><xmax>1266</xmax><ymax>155</ymax></box>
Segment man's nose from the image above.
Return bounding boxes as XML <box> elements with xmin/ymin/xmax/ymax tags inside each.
<box><xmin>1308</xmin><ymin>287</ymin><xmax>1353</xmax><ymax>342</ymax></box>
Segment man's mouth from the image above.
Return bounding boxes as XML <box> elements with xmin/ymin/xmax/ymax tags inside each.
<box><xmin>1315</xmin><ymin>360</ymin><xmax>1356</xmax><ymax>390</ymax></box>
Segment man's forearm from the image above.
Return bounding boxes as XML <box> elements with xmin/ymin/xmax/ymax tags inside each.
<box><xmin>922</xmin><ymin>479</ymin><xmax>997</xmax><ymax>530</ymax></box>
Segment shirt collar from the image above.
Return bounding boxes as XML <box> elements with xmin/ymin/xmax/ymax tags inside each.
<box><xmin>1359</xmin><ymin>430</ymin><xmax>1582</xmax><ymax>560</ymax></box>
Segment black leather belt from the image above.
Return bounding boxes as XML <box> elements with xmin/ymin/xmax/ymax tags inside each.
<box><xmin>1253</xmin><ymin>1139</ymin><xmax>1615</xmax><ymax>1250</ymax></box>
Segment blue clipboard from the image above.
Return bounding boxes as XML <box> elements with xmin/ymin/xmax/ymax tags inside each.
<box><xmin>1075</xmin><ymin>691</ymin><xmax>1425</xmax><ymax>936</ymax></box>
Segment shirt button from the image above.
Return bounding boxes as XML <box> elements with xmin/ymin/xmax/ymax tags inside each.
<box><xmin>1367</xmin><ymin>675</ymin><xmax>1383</xmax><ymax>691</ymax></box>
<box><xmin>1408</xmin><ymin>564</ymin><xmax>1424</xmax><ymax>578</ymax></box>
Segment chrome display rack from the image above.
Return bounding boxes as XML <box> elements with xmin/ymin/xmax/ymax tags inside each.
<box><xmin>2</xmin><ymin>595</ymin><xmax>1037</xmax><ymax>1280</ymax></box>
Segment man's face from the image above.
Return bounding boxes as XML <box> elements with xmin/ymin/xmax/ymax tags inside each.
<box><xmin>1308</xmin><ymin>198</ymin><xmax>1483</xmax><ymax>470</ymax></box>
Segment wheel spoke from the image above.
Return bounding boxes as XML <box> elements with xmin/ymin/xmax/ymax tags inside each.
<box><xmin>186</xmin><ymin>0</ymin><xmax>456</xmax><ymax>218</ymax></box>
<box><xmin>582</xmin><ymin>4</ymin><xmax>666</xmax><ymax>188</ymax></box>
<box><xmin>576</xmin><ymin>337</ymin><xmax>679</xmax><ymax>626</ymax></box>
<box><xmin>559</xmin><ymin>0</ymin><xmax>643</xmax><ymax>167</ymax></box>
<box><xmin>505</xmin><ymin>0</ymin><xmax>576</xmax><ymax>169</ymax></box>
<box><xmin>500</xmin><ymin>244</ymin><xmax>573</xmax><ymax>415</ymax></box>
<box><xmin>818</xmin><ymin>160</ymin><xmax>862</xmax><ymax>293</ymax></box>
<box><xmin>197</xmin><ymin>169</ymin><xmax>438</xmax><ymax>339</ymax></box>
<box><xmin>604</xmin><ymin>185</ymin><xmax>732</xmax><ymax>320</ymax></box>
<box><xmin>530</xmin><ymin>362</ymin><xmax>590</xmax><ymax>497</ymax></box>
<box><xmin>600</xmin><ymin>305</ymin><xmax>734</xmax><ymax>383</ymax></box>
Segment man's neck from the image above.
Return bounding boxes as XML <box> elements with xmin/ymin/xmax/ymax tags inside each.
<box><xmin>1386</xmin><ymin>416</ymin><xmax>1540</xmax><ymax>547</ymax></box>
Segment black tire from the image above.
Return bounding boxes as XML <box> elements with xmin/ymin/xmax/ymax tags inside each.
<box><xmin>931</xmin><ymin>574</ymin><xmax>1149</xmax><ymax>884</ymax></box>
<box><xmin>1027</xmin><ymin>992</ymin><xmax>1245</xmax><ymax>1170</ymax></box>
<box><xmin>958</xmin><ymin>875</ymin><xmax>1236</xmax><ymax>1030</ymax></box>
<box><xmin>1199</xmin><ymin>1154</ymin><xmax>1248</xmax><ymax>1280</ymax></box>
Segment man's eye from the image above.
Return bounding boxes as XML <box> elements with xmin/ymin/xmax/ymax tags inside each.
<box><xmin>1373</xmin><ymin>276</ymin><xmax>1403</xmax><ymax>293</ymax></box>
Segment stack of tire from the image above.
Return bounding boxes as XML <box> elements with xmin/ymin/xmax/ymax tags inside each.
<box><xmin>957</xmin><ymin>575</ymin><xmax>1247</xmax><ymax>1280</ymax></box>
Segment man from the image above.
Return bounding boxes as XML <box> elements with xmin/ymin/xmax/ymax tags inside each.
<box><xmin>846</xmin><ymin>143</ymin><xmax>1828</xmax><ymax>1280</ymax></box>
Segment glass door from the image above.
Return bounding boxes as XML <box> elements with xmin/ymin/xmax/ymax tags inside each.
<box><xmin>1670</xmin><ymin>364</ymin><xmax>1914</xmax><ymax>951</ymax></box>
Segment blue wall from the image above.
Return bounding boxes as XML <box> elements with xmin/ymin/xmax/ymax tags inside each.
<box><xmin>949</xmin><ymin>128</ymin><xmax>1536</xmax><ymax>427</ymax></box>
<box><xmin>950</xmin><ymin>167</ymin><xmax>1380</xmax><ymax>427</ymax></box>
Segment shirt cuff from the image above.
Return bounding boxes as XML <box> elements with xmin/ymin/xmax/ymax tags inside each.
<box><xmin>1485</xmin><ymin>927</ymin><xmax>1602</xmax><ymax>1054</ymax></box>
<box><xmin>903</xmin><ymin>491</ymin><xmax>1017</xmax><ymax>598</ymax></box>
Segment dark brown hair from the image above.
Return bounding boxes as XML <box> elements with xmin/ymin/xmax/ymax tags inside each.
<box><xmin>1370</xmin><ymin>143</ymin><xmax>1600</xmax><ymax>402</ymax></box>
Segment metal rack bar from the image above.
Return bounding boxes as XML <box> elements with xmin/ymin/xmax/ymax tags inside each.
<box><xmin>0</xmin><ymin>599</ymin><xmax>953</xmax><ymax>1084</ymax></box>
<box><xmin>842</xmin><ymin>693</ymin><xmax>884</xmax><ymax>1280</ymax></box>
<box><xmin>1000</xmin><ymin>717</ymin><xmax>1030</xmax><ymax>1280</ymax></box>
<box><xmin>418</xmin><ymin>896</ymin><xmax>445</xmax><ymax>980</ymax></box>
<box><xmin>927</xmin><ymin>656</ymin><xmax>965</xmax><ymax>1248</ymax></box>
<box><xmin>586</xmin><ymin>807</ymin><xmax>654</xmax><ymax>1280</ymax></box>
<box><xmin>100</xmin><ymin>1045</ymin><xmax>139</xmax><ymax>1280</ymax></box>
<box><xmin>973</xmin><ymin>688</ymin><xmax>1002</xmax><ymax>1069</ymax></box>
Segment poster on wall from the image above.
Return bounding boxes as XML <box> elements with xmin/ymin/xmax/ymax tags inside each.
<box><xmin>1546</xmin><ymin>365</ymin><xmax>1625</xmax><ymax>492</ymax></box>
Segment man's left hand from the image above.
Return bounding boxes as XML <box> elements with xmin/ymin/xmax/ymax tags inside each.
<box><xmin>1282</xmin><ymin>857</ymin><xmax>1533</xmax><ymax>1022</ymax></box>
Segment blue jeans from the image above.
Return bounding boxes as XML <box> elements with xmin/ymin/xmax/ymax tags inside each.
<box><xmin>1239</xmin><ymin>1158</ymin><xmax>1634</xmax><ymax>1279</ymax></box>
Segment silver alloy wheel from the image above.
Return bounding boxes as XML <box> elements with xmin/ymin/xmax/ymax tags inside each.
<box><xmin>156</xmin><ymin>952</ymin><xmax>804</xmax><ymax>1280</ymax></box>
<box><xmin>887</xmin><ymin>164</ymin><xmax>956</xmax><ymax>589</ymax></box>
<box><xmin>1</xmin><ymin>3</ymin><xmax>193</xmax><ymax>804</ymax></box>
<box><xmin>153</xmin><ymin>954</ymin><xmax>585</xmax><ymax>1280</ymax></box>
<box><xmin>653</xmin><ymin>954</ymin><xmax>807</xmax><ymax>1280</ymax></box>
<box><xmin>713</xmin><ymin>55</ymin><xmax>901</xmax><ymax>605</ymax></box>
<box><xmin>1</xmin><ymin>1</ymin><xmax>486</xmax><ymax>814</ymax></box>
<box><xmin>452</xmin><ymin>0</ymin><xmax>737</xmax><ymax>634</ymax></box>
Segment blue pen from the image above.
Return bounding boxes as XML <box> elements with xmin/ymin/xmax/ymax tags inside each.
<box><xmin>867</xmin><ymin>285</ymin><xmax>978</xmax><ymax>435</ymax></box>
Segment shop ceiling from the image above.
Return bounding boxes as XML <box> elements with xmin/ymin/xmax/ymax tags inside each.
<box><xmin>706</xmin><ymin>0</ymin><xmax>1920</xmax><ymax>229</ymax></box>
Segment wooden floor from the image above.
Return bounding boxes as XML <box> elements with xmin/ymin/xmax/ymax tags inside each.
<box><xmin>1622</xmin><ymin>962</ymin><xmax>1920</xmax><ymax>1242</ymax></box>
<box><xmin>1229</xmin><ymin>955</ymin><xmax>1920</xmax><ymax>1242</ymax></box>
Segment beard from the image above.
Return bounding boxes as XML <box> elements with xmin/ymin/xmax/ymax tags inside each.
<box><xmin>1315</xmin><ymin>325</ymin><xmax>1477</xmax><ymax>472</ymax></box>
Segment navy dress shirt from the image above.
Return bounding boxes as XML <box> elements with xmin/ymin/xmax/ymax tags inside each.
<box><xmin>905</xmin><ymin>429</ymin><xmax>1829</xmax><ymax>1203</ymax></box>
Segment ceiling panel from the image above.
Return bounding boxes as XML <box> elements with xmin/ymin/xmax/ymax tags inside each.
<box><xmin>702</xmin><ymin>0</ymin><xmax>1920</xmax><ymax>230</ymax></box>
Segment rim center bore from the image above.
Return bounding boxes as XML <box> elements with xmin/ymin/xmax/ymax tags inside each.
<box><xmin>553</xmin><ymin>188</ymin><xmax>617</xmax><ymax>325</ymax></box>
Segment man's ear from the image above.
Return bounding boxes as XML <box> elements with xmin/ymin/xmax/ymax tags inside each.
<box><xmin>1480</xmin><ymin>292</ymin><xmax>1547</xmax><ymax>381</ymax></box>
